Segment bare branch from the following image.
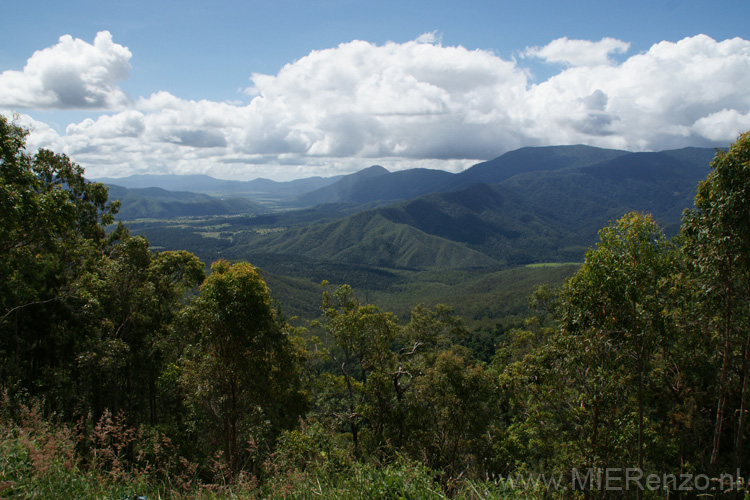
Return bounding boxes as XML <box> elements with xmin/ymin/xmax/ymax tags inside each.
<box><xmin>0</xmin><ymin>297</ymin><xmax>62</xmax><ymax>323</ymax></box>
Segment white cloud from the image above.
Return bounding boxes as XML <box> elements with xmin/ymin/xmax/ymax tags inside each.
<box><xmin>522</xmin><ymin>35</ymin><xmax>750</xmax><ymax>150</ymax></box>
<box><xmin>0</xmin><ymin>31</ymin><xmax>131</xmax><ymax>110</ymax></box>
<box><xmin>524</xmin><ymin>37</ymin><xmax>631</xmax><ymax>67</ymax></box>
<box><xmin>2</xmin><ymin>112</ymin><xmax>68</xmax><ymax>153</ymax></box>
<box><xmin>241</xmin><ymin>37</ymin><xmax>529</xmax><ymax>161</ymax></box>
<box><xmin>66</xmin><ymin>110</ymin><xmax>145</xmax><ymax>138</ymax></box>
<box><xmin>692</xmin><ymin>109</ymin><xmax>750</xmax><ymax>141</ymax></box>
<box><xmin>4</xmin><ymin>33</ymin><xmax>750</xmax><ymax>180</ymax></box>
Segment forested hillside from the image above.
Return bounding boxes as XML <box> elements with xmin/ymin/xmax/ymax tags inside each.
<box><xmin>123</xmin><ymin>148</ymin><xmax>716</xmax><ymax>265</ymax></box>
<box><xmin>2</xmin><ymin>113</ymin><xmax>750</xmax><ymax>499</ymax></box>
<box><xmin>120</xmin><ymin>144</ymin><xmax>716</xmax><ymax>328</ymax></box>
<box><xmin>106</xmin><ymin>184</ymin><xmax>265</xmax><ymax>219</ymax></box>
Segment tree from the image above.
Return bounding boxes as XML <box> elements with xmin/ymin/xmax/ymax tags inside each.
<box><xmin>512</xmin><ymin>212</ymin><xmax>676</xmax><ymax>496</ymax></box>
<box><xmin>404</xmin><ymin>346</ymin><xmax>497</xmax><ymax>483</ymax></box>
<box><xmin>75</xmin><ymin>227</ymin><xmax>205</xmax><ymax>425</ymax></box>
<box><xmin>682</xmin><ymin>131</ymin><xmax>750</xmax><ymax>472</ymax></box>
<box><xmin>568</xmin><ymin>213</ymin><xmax>673</xmax><ymax>474</ymax></box>
<box><xmin>318</xmin><ymin>283</ymin><xmax>400</xmax><ymax>454</ymax></box>
<box><xmin>0</xmin><ymin>115</ymin><xmax>118</xmax><ymax>411</ymax></box>
<box><xmin>180</xmin><ymin>260</ymin><xmax>305</xmax><ymax>473</ymax></box>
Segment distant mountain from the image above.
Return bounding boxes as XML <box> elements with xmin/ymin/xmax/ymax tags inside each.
<box><xmin>287</xmin><ymin>145</ymin><xmax>712</xmax><ymax>208</ymax></box>
<box><xmin>95</xmin><ymin>173</ymin><xmax>343</xmax><ymax>200</ymax></box>
<box><xmin>235</xmin><ymin>181</ymin><xmax>577</xmax><ymax>269</ymax></box>
<box><xmin>120</xmin><ymin>143</ymin><xmax>726</xmax><ymax>327</ymax></box>
<box><xmin>290</xmin><ymin>166</ymin><xmax>456</xmax><ymax>207</ymax></box>
<box><xmin>95</xmin><ymin>145</ymin><xmax>719</xmax><ymax>213</ymax></box>
<box><xmin>106</xmin><ymin>184</ymin><xmax>264</xmax><ymax>220</ymax></box>
<box><xmin>225</xmin><ymin>207</ymin><xmax>500</xmax><ymax>270</ymax></box>
<box><xmin>223</xmin><ymin>146</ymin><xmax>717</xmax><ymax>270</ymax></box>
<box><xmin>501</xmin><ymin>147</ymin><xmax>718</xmax><ymax>235</ymax></box>
<box><xmin>97</xmin><ymin>174</ymin><xmax>223</xmax><ymax>191</ymax></box>
<box><xmin>448</xmin><ymin>144</ymin><xmax>630</xmax><ymax>190</ymax></box>
<box><xmin>290</xmin><ymin>165</ymin><xmax>390</xmax><ymax>206</ymax></box>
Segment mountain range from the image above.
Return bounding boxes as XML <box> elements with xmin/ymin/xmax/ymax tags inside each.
<box><xmin>105</xmin><ymin>184</ymin><xmax>265</xmax><ymax>220</ymax></box>
<box><xmin>100</xmin><ymin>144</ymin><xmax>716</xmax><ymax>218</ymax></box>
<box><xmin>107</xmin><ymin>145</ymin><xmax>718</xmax><ymax>266</ymax></box>
<box><xmin>96</xmin><ymin>173</ymin><xmax>343</xmax><ymax>201</ymax></box>
<box><xmin>109</xmin><ymin>143</ymin><xmax>720</xmax><ymax>322</ymax></box>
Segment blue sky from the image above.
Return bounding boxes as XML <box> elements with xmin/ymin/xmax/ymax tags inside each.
<box><xmin>2</xmin><ymin>0</ymin><xmax>750</xmax><ymax>180</ymax></box>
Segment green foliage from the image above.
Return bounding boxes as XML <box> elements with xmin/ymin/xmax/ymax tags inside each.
<box><xmin>682</xmin><ymin>131</ymin><xmax>750</xmax><ymax>471</ymax></box>
<box><xmin>316</xmin><ymin>284</ymin><xmax>498</xmax><ymax>483</ymax></box>
<box><xmin>0</xmin><ymin>399</ymin><xmax>200</xmax><ymax>500</ymax></box>
<box><xmin>0</xmin><ymin>115</ymin><xmax>119</xmax><ymax>413</ymax></box>
<box><xmin>179</xmin><ymin>260</ymin><xmax>306</xmax><ymax>472</ymax></box>
<box><xmin>265</xmin><ymin>418</ymin><xmax>354</xmax><ymax>481</ymax></box>
<box><xmin>107</xmin><ymin>183</ymin><xmax>264</xmax><ymax>220</ymax></box>
<box><xmin>74</xmin><ymin>229</ymin><xmax>205</xmax><ymax>425</ymax></box>
<box><xmin>404</xmin><ymin>346</ymin><xmax>499</xmax><ymax>479</ymax></box>
<box><xmin>506</xmin><ymin>213</ymin><xmax>681</xmax><ymax>481</ymax></box>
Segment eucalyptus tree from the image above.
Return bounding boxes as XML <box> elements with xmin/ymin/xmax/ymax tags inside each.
<box><xmin>318</xmin><ymin>284</ymin><xmax>476</xmax><ymax>461</ymax></box>
<box><xmin>180</xmin><ymin>260</ymin><xmax>305</xmax><ymax>473</ymax></box>
<box><xmin>405</xmin><ymin>346</ymin><xmax>497</xmax><ymax>482</ymax></box>
<box><xmin>514</xmin><ymin>212</ymin><xmax>676</xmax><ymax>496</ymax></box>
<box><xmin>319</xmin><ymin>283</ymin><xmax>400</xmax><ymax>454</ymax></box>
<box><xmin>682</xmin><ymin>131</ymin><xmax>750</xmax><ymax>471</ymax></box>
<box><xmin>0</xmin><ymin>115</ymin><xmax>118</xmax><ymax>410</ymax></box>
<box><xmin>75</xmin><ymin>227</ymin><xmax>205</xmax><ymax>425</ymax></box>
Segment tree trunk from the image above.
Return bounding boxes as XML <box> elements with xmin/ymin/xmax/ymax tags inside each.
<box><xmin>712</xmin><ymin>266</ymin><xmax>733</xmax><ymax>467</ymax></box>
<box><xmin>340</xmin><ymin>352</ymin><xmax>359</xmax><ymax>454</ymax></box>
<box><xmin>734</xmin><ymin>277</ymin><xmax>750</xmax><ymax>475</ymax></box>
<box><xmin>634</xmin><ymin>300</ymin><xmax>643</xmax><ymax>500</ymax></box>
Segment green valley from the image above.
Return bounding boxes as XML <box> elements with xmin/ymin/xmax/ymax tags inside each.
<box><xmin>112</xmin><ymin>144</ymin><xmax>716</xmax><ymax>331</ymax></box>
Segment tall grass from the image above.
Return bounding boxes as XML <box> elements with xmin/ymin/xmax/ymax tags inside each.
<box><xmin>0</xmin><ymin>397</ymin><xmax>543</xmax><ymax>500</ymax></box>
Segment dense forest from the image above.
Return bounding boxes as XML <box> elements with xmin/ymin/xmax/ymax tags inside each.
<box><xmin>2</xmin><ymin>113</ymin><xmax>750</xmax><ymax>499</ymax></box>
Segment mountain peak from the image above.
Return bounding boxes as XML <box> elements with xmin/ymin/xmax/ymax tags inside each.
<box><xmin>354</xmin><ymin>165</ymin><xmax>390</xmax><ymax>178</ymax></box>
<box><xmin>452</xmin><ymin>144</ymin><xmax>629</xmax><ymax>189</ymax></box>
<box><xmin>291</xmin><ymin>165</ymin><xmax>390</xmax><ymax>206</ymax></box>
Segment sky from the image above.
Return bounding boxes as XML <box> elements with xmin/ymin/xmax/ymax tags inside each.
<box><xmin>2</xmin><ymin>0</ymin><xmax>750</xmax><ymax>181</ymax></box>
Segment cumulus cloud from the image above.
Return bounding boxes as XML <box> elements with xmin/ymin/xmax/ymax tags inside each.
<box><xmin>692</xmin><ymin>109</ymin><xmax>750</xmax><ymax>141</ymax></box>
<box><xmin>0</xmin><ymin>31</ymin><xmax>131</xmax><ymax>109</ymax></box>
<box><xmin>4</xmin><ymin>112</ymin><xmax>69</xmax><ymax>154</ymax></box>
<box><xmin>240</xmin><ymin>37</ymin><xmax>529</xmax><ymax>161</ymax></box>
<box><xmin>522</xmin><ymin>35</ymin><xmax>750</xmax><ymax>149</ymax></box>
<box><xmin>524</xmin><ymin>37</ymin><xmax>631</xmax><ymax>67</ymax></box>
<box><xmin>3</xmin><ymin>33</ymin><xmax>750</xmax><ymax>180</ymax></box>
<box><xmin>66</xmin><ymin>110</ymin><xmax>145</xmax><ymax>138</ymax></box>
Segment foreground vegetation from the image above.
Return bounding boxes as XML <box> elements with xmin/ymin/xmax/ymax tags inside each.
<box><xmin>2</xmin><ymin>114</ymin><xmax>750</xmax><ymax>498</ymax></box>
<box><xmin>0</xmin><ymin>404</ymin><xmax>545</xmax><ymax>499</ymax></box>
